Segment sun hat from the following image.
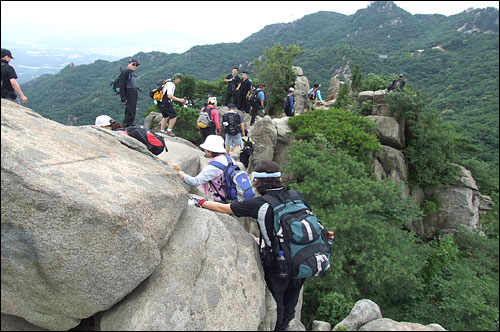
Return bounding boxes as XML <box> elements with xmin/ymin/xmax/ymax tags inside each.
<box><xmin>95</xmin><ymin>115</ymin><xmax>114</xmax><ymax>127</ymax></box>
<box><xmin>200</xmin><ymin>135</ymin><xmax>226</xmax><ymax>153</ymax></box>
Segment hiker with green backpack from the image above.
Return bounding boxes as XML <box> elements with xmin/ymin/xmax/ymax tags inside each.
<box><xmin>190</xmin><ymin>160</ymin><xmax>332</xmax><ymax>331</ymax></box>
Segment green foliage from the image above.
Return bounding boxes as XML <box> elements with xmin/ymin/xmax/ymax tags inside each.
<box><xmin>404</xmin><ymin>109</ymin><xmax>462</xmax><ymax>187</ymax></box>
<box><xmin>422</xmin><ymin>194</ymin><xmax>442</xmax><ymax>217</ymax></box>
<box><xmin>350</xmin><ymin>64</ymin><xmax>362</xmax><ymax>93</ymax></box>
<box><xmin>288</xmin><ymin>108</ymin><xmax>380</xmax><ymax>165</ymax></box>
<box><xmin>284</xmin><ymin>138</ymin><xmax>426</xmax><ymax>326</ymax></box>
<box><xmin>385</xmin><ymin>88</ymin><xmax>426</xmax><ymax>123</ymax></box>
<box><xmin>359</xmin><ymin>73</ymin><xmax>390</xmax><ymax>92</ymax></box>
<box><xmin>333</xmin><ymin>83</ymin><xmax>352</xmax><ymax>110</ymax></box>
<box><xmin>176</xmin><ymin>75</ymin><xmax>196</xmax><ymax>102</ymax></box>
<box><xmin>147</xmin><ymin>103</ymin><xmax>202</xmax><ymax>144</ymax></box>
<box><xmin>253</xmin><ymin>42</ymin><xmax>303</xmax><ymax>115</ymax></box>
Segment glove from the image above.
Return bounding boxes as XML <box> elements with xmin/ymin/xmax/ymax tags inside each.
<box><xmin>188</xmin><ymin>195</ymin><xmax>207</xmax><ymax>208</ymax></box>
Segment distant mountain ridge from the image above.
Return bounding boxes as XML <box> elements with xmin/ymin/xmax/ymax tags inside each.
<box><xmin>20</xmin><ymin>1</ymin><xmax>498</xmax><ymax>163</ymax></box>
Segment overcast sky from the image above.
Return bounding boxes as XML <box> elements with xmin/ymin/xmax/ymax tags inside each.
<box><xmin>2</xmin><ymin>1</ymin><xmax>499</xmax><ymax>57</ymax></box>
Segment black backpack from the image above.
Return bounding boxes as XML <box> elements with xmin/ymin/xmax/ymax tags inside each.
<box><xmin>282</xmin><ymin>95</ymin><xmax>291</xmax><ymax>111</ymax></box>
<box><xmin>223</xmin><ymin>112</ymin><xmax>241</xmax><ymax>136</ymax></box>
<box><xmin>247</xmin><ymin>88</ymin><xmax>260</xmax><ymax>108</ymax></box>
<box><xmin>124</xmin><ymin>126</ymin><xmax>167</xmax><ymax>155</ymax></box>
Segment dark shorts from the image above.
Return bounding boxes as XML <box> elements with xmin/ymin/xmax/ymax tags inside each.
<box><xmin>158</xmin><ymin>100</ymin><xmax>177</xmax><ymax>119</ymax></box>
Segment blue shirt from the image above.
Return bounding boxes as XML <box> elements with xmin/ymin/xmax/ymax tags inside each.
<box><xmin>257</xmin><ymin>89</ymin><xmax>265</xmax><ymax>101</ymax></box>
<box><xmin>307</xmin><ymin>87</ymin><xmax>323</xmax><ymax>101</ymax></box>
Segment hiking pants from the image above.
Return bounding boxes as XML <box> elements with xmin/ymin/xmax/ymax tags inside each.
<box><xmin>225</xmin><ymin>89</ymin><xmax>238</xmax><ymax>107</ymax></box>
<box><xmin>264</xmin><ymin>263</ymin><xmax>305</xmax><ymax>331</ymax></box>
<box><xmin>123</xmin><ymin>88</ymin><xmax>138</xmax><ymax>127</ymax></box>
<box><xmin>250</xmin><ymin>105</ymin><xmax>260</xmax><ymax>126</ymax></box>
<box><xmin>239</xmin><ymin>93</ymin><xmax>250</xmax><ymax>113</ymax></box>
<box><xmin>200</xmin><ymin>125</ymin><xmax>216</xmax><ymax>143</ymax></box>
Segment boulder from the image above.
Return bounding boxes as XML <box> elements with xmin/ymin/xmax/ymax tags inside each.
<box><xmin>333</xmin><ymin>299</ymin><xmax>382</xmax><ymax>331</ymax></box>
<box><xmin>143</xmin><ymin>111</ymin><xmax>163</xmax><ymax>131</ymax></box>
<box><xmin>326</xmin><ymin>75</ymin><xmax>341</xmax><ymax>101</ymax></box>
<box><xmin>359</xmin><ymin>318</ymin><xmax>446</xmax><ymax>331</ymax></box>
<box><xmin>366</xmin><ymin>115</ymin><xmax>405</xmax><ymax>149</ymax></box>
<box><xmin>293</xmin><ymin>67</ymin><xmax>310</xmax><ymax>115</ymax></box>
<box><xmin>272</xmin><ymin>117</ymin><xmax>296</xmax><ymax>179</ymax></box>
<box><xmin>248</xmin><ymin>116</ymin><xmax>278</xmax><ymax>173</ymax></box>
<box><xmin>312</xmin><ymin>320</ymin><xmax>332</xmax><ymax>331</ymax></box>
<box><xmin>357</xmin><ymin>91</ymin><xmax>374</xmax><ymax>104</ymax></box>
<box><xmin>373</xmin><ymin>90</ymin><xmax>387</xmax><ymax>104</ymax></box>
<box><xmin>1</xmin><ymin>314</ymin><xmax>48</xmax><ymax>331</ymax></box>
<box><xmin>375</xmin><ymin>145</ymin><xmax>410</xmax><ymax>197</ymax></box>
<box><xmin>1</xmin><ymin>100</ymin><xmax>187</xmax><ymax>330</ymax></box>
<box><xmin>98</xmin><ymin>206</ymin><xmax>267</xmax><ymax>331</ymax></box>
<box><xmin>423</xmin><ymin>165</ymin><xmax>483</xmax><ymax>236</ymax></box>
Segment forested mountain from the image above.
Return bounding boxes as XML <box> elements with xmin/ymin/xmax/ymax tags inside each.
<box><xmin>21</xmin><ymin>1</ymin><xmax>498</xmax><ymax>164</ymax></box>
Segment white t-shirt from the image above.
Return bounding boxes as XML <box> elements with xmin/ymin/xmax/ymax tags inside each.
<box><xmin>162</xmin><ymin>81</ymin><xmax>176</xmax><ymax>98</ymax></box>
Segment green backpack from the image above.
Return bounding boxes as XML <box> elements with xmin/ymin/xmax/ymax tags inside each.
<box><xmin>261</xmin><ymin>190</ymin><xmax>332</xmax><ymax>279</ymax></box>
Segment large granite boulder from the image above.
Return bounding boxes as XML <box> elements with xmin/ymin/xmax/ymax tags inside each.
<box><xmin>333</xmin><ymin>299</ymin><xmax>382</xmax><ymax>331</ymax></box>
<box><xmin>98</xmin><ymin>206</ymin><xmax>267</xmax><ymax>331</ymax></box>
<box><xmin>292</xmin><ymin>66</ymin><xmax>310</xmax><ymax>115</ymax></box>
<box><xmin>248</xmin><ymin>116</ymin><xmax>278</xmax><ymax>173</ymax></box>
<box><xmin>359</xmin><ymin>318</ymin><xmax>446</xmax><ymax>331</ymax></box>
<box><xmin>366</xmin><ymin>115</ymin><xmax>405</xmax><ymax>149</ymax></box>
<box><xmin>1</xmin><ymin>100</ymin><xmax>187</xmax><ymax>330</ymax></box>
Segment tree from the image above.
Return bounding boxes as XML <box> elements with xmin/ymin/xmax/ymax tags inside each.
<box><xmin>351</xmin><ymin>64</ymin><xmax>362</xmax><ymax>94</ymax></box>
<box><xmin>253</xmin><ymin>42</ymin><xmax>303</xmax><ymax>115</ymax></box>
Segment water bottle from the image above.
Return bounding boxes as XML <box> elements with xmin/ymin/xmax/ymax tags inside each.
<box><xmin>327</xmin><ymin>231</ymin><xmax>335</xmax><ymax>246</ymax></box>
<box><xmin>277</xmin><ymin>250</ymin><xmax>288</xmax><ymax>278</ymax></box>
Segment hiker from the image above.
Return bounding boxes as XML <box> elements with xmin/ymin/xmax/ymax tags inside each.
<box><xmin>283</xmin><ymin>87</ymin><xmax>295</xmax><ymax>117</ymax></box>
<box><xmin>95</xmin><ymin>115</ymin><xmax>167</xmax><ymax>155</ymax></box>
<box><xmin>222</xmin><ymin>104</ymin><xmax>245</xmax><ymax>159</ymax></box>
<box><xmin>199</xmin><ymin>98</ymin><xmax>221</xmax><ymax>142</ymax></box>
<box><xmin>119</xmin><ymin>58</ymin><xmax>140</xmax><ymax>127</ymax></box>
<box><xmin>188</xmin><ymin>160</ymin><xmax>310</xmax><ymax>331</ymax></box>
<box><xmin>250</xmin><ymin>84</ymin><xmax>266</xmax><ymax>126</ymax></box>
<box><xmin>158</xmin><ymin>73</ymin><xmax>186</xmax><ymax>137</ymax></box>
<box><xmin>307</xmin><ymin>83</ymin><xmax>323</xmax><ymax>110</ymax></box>
<box><xmin>238</xmin><ymin>71</ymin><xmax>252</xmax><ymax>113</ymax></box>
<box><xmin>387</xmin><ymin>73</ymin><xmax>405</xmax><ymax>92</ymax></box>
<box><xmin>224</xmin><ymin>67</ymin><xmax>241</xmax><ymax>107</ymax></box>
<box><xmin>1</xmin><ymin>48</ymin><xmax>28</xmax><ymax>104</ymax></box>
<box><xmin>239</xmin><ymin>130</ymin><xmax>254</xmax><ymax>169</ymax></box>
<box><xmin>173</xmin><ymin>135</ymin><xmax>235</xmax><ymax>202</ymax></box>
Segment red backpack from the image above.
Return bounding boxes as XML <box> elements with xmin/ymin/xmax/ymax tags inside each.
<box><xmin>123</xmin><ymin>126</ymin><xmax>167</xmax><ymax>155</ymax></box>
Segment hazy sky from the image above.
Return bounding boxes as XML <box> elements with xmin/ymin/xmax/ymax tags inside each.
<box><xmin>2</xmin><ymin>1</ymin><xmax>499</xmax><ymax>57</ymax></box>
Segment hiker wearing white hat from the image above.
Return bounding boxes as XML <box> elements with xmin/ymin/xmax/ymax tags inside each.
<box><xmin>173</xmin><ymin>135</ymin><xmax>235</xmax><ymax>202</ymax></box>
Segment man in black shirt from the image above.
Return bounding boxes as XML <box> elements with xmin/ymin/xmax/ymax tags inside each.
<box><xmin>238</xmin><ymin>71</ymin><xmax>252</xmax><ymax>113</ymax></box>
<box><xmin>119</xmin><ymin>58</ymin><xmax>140</xmax><ymax>127</ymax></box>
<box><xmin>387</xmin><ymin>73</ymin><xmax>405</xmax><ymax>92</ymax></box>
<box><xmin>224</xmin><ymin>67</ymin><xmax>241</xmax><ymax>107</ymax></box>
<box><xmin>1</xmin><ymin>48</ymin><xmax>28</xmax><ymax>104</ymax></box>
<box><xmin>185</xmin><ymin>160</ymin><xmax>307</xmax><ymax>331</ymax></box>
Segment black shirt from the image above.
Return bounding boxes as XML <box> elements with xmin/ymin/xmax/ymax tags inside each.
<box><xmin>226</xmin><ymin>74</ymin><xmax>241</xmax><ymax>91</ymax></box>
<box><xmin>1</xmin><ymin>59</ymin><xmax>18</xmax><ymax>99</ymax></box>
<box><xmin>230</xmin><ymin>188</ymin><xmax>310</xmax><ymax>248</ymax></box>
<box><xmin>240</xmin><ymin>78</ymin><xmax>252</xmax><ymax>95</ymax></box>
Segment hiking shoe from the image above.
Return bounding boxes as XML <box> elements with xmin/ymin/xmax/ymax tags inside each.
<box><xmin>166</xmin><ymin>130</ymin><xmax>176</xmax><ymax>137</ymax></box>
<box><xmin>160</xmin><ymin>130</ymin><xmax>166</xmax><ymax>134</ymax></box>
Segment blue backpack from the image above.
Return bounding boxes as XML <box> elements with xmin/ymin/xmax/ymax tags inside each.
<box><xmin>209</xmin><ymin>154</ymin><xmax>255</xmax><ymax>202</ymax></box>
<box><xmin>261</xmin><ymin>190</ymin><xmax>331</xmax><ymax>279</ymax></box>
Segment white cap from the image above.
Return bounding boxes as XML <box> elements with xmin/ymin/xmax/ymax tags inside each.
<box><xmin>95</xmin><ymin>115</ymin><xmax>114</xmax><ymax>126</ymax></box>
<box><xmin>289</xmin><ymin>87</ymin><xmax>295</xmax><ymax>92</ymax></box>
<box><xmin>200</xmin><ymin>135</ymin><xmax>226</xmax><ymax>153</ymax></box>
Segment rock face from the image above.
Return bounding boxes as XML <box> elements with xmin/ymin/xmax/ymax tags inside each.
<box><xmin>292</xmin><ymin>66</ymin><xmax>310</xmax><ymax>115</ymax></box>
<box><xmin>98</xmin><ymin>207</ymin><xmax>266</xmax><ymax>331</ymax></box>
<box><xmin>1</xmin><ymin>100</ymin><xmax>268</xmax><ymax>331</ymax></box>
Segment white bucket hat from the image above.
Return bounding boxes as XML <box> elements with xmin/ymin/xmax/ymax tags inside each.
<box><xmin>200</xmin><ymin>135</ymin><xmax>226</xmax><ymax>153</ymax></box>
<box><xmin>95</xmin><ymin>115</ymin><xmax>114</xmax><ymax>127</ymax></box>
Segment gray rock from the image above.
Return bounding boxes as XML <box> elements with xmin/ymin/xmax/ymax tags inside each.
<box><xmin>98</xmin><ymin>207</ymin><xmax>267</xmax><ymax>331</ymax></box>
<box><xmin>312</xmin><ymin>320</ymin><xmax>332</xmax><ymax>331</ymax></box>
<box><xmin>248</xmin><ymin>116</ymin><xmax>278</xmax><ymax>173</ymax></box>
<box><xmin>333</xmin><ymin>299</ymin><xmax>382</xmax><ymax>331</ymax></box>
<box><xmin>1</xmin><ymin>313</ymin><xmax>48</xmax><ymax>331</ymax></box>
<box><xmin>366</xmin><ymin>115</ymin><xmax>405</xmax><ymax>149</ymax></box>
<box><xmin>359</xmin><ymin>318</ymin><xmax>445</xmax><ymax>331</ymax></box>
<box><xmin>1</xmin><ymin>100</ymin><xmax>187</xmax><ymax>330</ymax></box>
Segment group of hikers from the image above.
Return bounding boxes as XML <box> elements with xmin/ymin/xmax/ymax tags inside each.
<box><xmin>3</xmin><ymin>48</ymin><xmax>408</xmax><ymax>331</ymax></box>
<box><xmin>94</xmin><ymin>65</ymin><xmax>332</xmax><ymax>329</ymax></box>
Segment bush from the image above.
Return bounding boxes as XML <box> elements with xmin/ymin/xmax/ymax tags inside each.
<box><xmin>288</xmin><ymin>108</ymin><xmax>380</xmax><ymax>165</ymax></box>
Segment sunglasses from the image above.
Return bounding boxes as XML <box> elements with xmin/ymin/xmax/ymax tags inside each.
<box><xmin>131</xmin><ymin>63</ymin><xmax>139</xmax><ymax>67</ymax></box>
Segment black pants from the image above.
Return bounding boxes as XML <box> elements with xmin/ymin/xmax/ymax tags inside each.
<box><xmin>225</xmin><ymin>89</ymin><xmax>239</xmax><ymax>107</ymax></box>
<box><xmin>200</xmin><ymin>126</ymin><xmax>216</xmax><ymax>142</ymax></box>
<box><xmin>250</xmin><ymin>106</ymin><xmax>260</xmax><ymax>125</ymax></box>
<box><xmin>123</xmin><ymin>88</ymin><xmax>138</xmax><ymax>127</ymax></box>
<box><xmin>264</xmin><ymin>263</ymin><xmax>305</xmax><ymax>331</ymax></box>
<box><xmin>239</xmin><ymin>92</ymin><xmax>250</xmax><ymax>113</ymax></box>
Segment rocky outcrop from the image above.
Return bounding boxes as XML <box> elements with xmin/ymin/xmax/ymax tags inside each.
<box><xmin>1</xmin><ymin>100</ymin><xmax>269</xmax><ymax>331</ymax></box>
<box><xmin>331</xmin><ymin>300</ymin><xmax>446</xmax><ymax>331</ymax></box>
<box><xmin>292</xmin><ymin>66</ymin><xmax>310</xmax><ymax>115</ymax></box>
